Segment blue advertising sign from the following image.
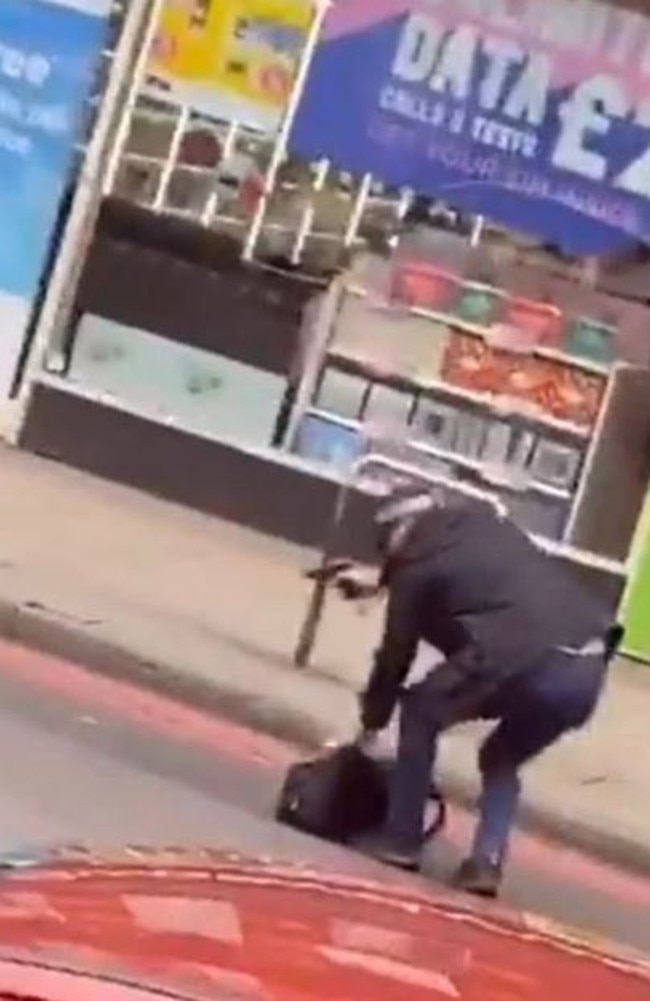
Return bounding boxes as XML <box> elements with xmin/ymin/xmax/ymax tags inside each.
<box><xmin>0</xmin><ymin>0</ymin><xmax>110</xmax><ymax>397</ymax></box>
<box><xmin>289</xmin><ymin>0</ymin><xmax>650</xmax><ymax>255</ymax></box>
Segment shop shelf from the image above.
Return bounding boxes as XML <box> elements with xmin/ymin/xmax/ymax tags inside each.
<box><xmin>326</xmin><ymin>348</ymin><xmax>593</xmax><ymax>439</ymax></box>
<box><xmin>345</xmin><ymin>284</ymin><xmax>610</xmax><ymax>377</ymax></box>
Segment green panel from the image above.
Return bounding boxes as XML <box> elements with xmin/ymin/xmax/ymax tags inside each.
<box><xmin>453</xmin><ymin>282</ymin><xmax>502</xmax><ymax>325</ymax></box>
<box><xmin>621</xmin><ymin>493</ymin><xmax>650</xmax><ymax>662</ymax></box>
<box><xmin>564</xmin><ymin>316</ymin><xmax>616</xmax><ymax>364</ymax></box>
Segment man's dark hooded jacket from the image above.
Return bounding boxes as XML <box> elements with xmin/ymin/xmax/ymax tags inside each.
<box><xmin>360</xmin><ymin>499</ymin><xmax>612</xmax><ymax>732</ymax></box>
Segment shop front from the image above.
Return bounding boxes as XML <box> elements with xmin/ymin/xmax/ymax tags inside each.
<box><xmin>16</xmin><ymin>0</ymin><xmax>650</xmax><ymax>643</ymax></box>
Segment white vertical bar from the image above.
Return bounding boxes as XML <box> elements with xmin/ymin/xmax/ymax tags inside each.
<box><xmin>201</xmin><ymin>120</ymin><xmax>239</xmax><ymax>226</ymax></box>
<box><xmin>242</xmin><ymin>0</ymin><xmax>331</xmax><ymax>262</ymax></box>
<box><xmin>470</xmin><ymin>214</ymin><xmax>485</xmax><ymax>247</ymax></box>
<box><xmin>152</xmin><ymin>103</ymin><xmax>190</xmax><ymax>211</ymax></box>
<box><xmin>11</xmin><ymin>0</ymin><xmax>157</xmax><ymax>436</ymax></box>
<box><xmin>562</xmin><ymin>364</ymin><xmax>618</xmax><ymax>544</ymax></box>
<box><xmin>581</xmin><ymin>256</ymin><xmax>600</xmax><ymax>287</ymax></box>
<box><xmin>290</xmin><ymin>158</ymin><xmax>329</xmax><ymax>265</ymax></box>
<box><xmin>282</xmin><ymin>277</ymin><xmax>344</xmax><ymax>448</ymax></box>
<box><xmin>388</xmin><ymin>188</ymin><xmax>412</xmax><ymax>250</ymax></box>
<box><xmin>343</xmin><ymin>172</ymin><xmax>372</xmax><ymax>247</ymax></box>
<box><xmin>102</xmin><ymin>0</ymin><xmax>166</xmax><ymax>195</ymax></box>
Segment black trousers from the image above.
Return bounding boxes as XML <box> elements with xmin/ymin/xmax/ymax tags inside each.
<box><xmin>384</xmin><ymin>650</ymin><xmax>606</xmax><ymax>860</ymax></box>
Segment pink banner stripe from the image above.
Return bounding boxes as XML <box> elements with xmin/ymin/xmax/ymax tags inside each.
<box><xmin>321</xmin><ymin>0</ymin><xmax>650</xmax><ymax>98</ymax></box>
<box><xmin>324</xmin><ymin>0</ymin><xmax>411</xmax><ymax>40</ymax></box>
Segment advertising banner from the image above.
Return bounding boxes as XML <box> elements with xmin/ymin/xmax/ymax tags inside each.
<box><xmin>148</xmin><ymin>0</ymin><xmax>314</xmax><ymax>133</ymax></box>
<box><xmin>0</xmin><ymin>0</ymin><xmax>110</xmax><ymax>399</ymax></box>
<box><xmin>289</xmin><ymin>0</ymin><xmax>650</xmax><ymax>254</ymax></box>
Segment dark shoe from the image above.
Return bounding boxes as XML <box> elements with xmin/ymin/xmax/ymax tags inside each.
<box><xmin>452</xmin><ymin>857</ymin><xmax>502</xmax><ymax>898</ymax></box>
<box><xmin>373</xmin><ymin>844</ymin><xmax>422</xmax><ymax>873</ymax></box>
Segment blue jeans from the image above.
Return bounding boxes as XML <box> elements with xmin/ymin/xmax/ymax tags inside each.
<box><xmin>385</xmin><ymin>650</ymin><xmax>606</xmax><ymax>862</ymax></box>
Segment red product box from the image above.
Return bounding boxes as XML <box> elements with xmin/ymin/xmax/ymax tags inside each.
<box><xmin>390</xmin><ymin>261</ymin><xmax>460</xmax><ymax>311</ymax></box>
<box><xmin>501</xmin><ymin>296</ymin><xmax>564</xmax><ymax>345</ymax></box>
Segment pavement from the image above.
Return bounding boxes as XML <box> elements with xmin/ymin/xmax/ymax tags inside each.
<box><xmin>1</xmin><ymin>636</ymin><xmax>650</xmax><ymax>954</ymax></box>
<box><xmin>0</xmin><ymin>443</ymin><xmax>649</xmax><ymax>874</ymax></box>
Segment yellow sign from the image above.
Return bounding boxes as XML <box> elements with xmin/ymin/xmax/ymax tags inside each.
<box><xmin>148</xmin><ymin>0</ymin><xmax>314</xmax><ymax>132</ymax></box>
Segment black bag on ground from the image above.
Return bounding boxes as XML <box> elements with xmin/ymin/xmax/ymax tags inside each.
<box><xmin>275</xmin><ymin>742</ymin><xmax>446</xmax><ymax>845</ymax></box>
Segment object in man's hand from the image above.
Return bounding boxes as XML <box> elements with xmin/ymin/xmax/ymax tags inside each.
<box><xmin>304</xmin><ymin>559</ymin><xmax>354</xmax><ymax>584</ymax></box>
<box><xmin>304</xmin><ymin>560</ymin><xmax>380</xmax><ymax>601</ymax></box>
<box><xmin>335</xmin><ymin>567</ymin><xmax>381</xmax><ymax>601</ymax></box>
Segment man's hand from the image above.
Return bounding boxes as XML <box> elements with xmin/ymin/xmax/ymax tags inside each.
<box><xmin>355</xmin><ymin>728</ymin><xmax>379</xmax><ymax>750</ymax></box>
<box><xmin>355</xmin><ymin>728</ymin><xmax>387</xmax><ymax>758</ymax></box>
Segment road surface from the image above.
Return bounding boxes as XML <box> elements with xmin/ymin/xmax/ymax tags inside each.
<box><xmin>0</xmin><ymin>637</ymin><xmax>647</xmax><ymax>955</ymax></box>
